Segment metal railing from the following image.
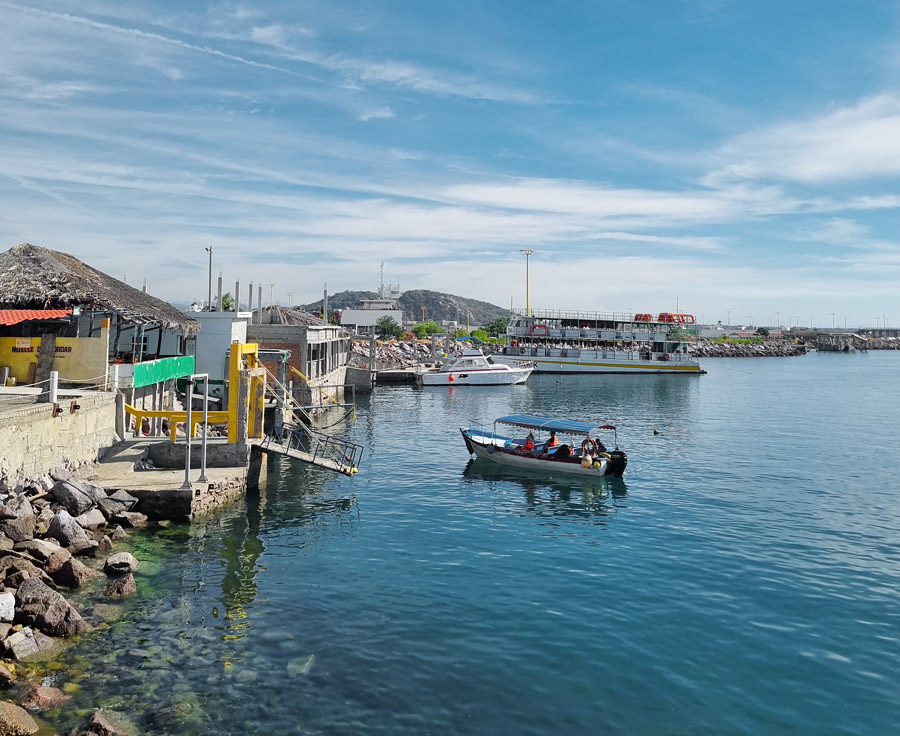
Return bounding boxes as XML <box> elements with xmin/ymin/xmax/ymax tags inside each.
<box><xmin>260</xmin><ymin>421</ymin><xmax>364</xmax><ymax>475</ymax></box>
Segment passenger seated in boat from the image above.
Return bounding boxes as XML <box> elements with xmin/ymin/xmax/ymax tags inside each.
<box><xmin>524</xmin><ymin>432</ymin><xmax>535</xmax><ymax>452</ymax></box>
<box><xmin>595</xmin><ymin>439</ymin><xmax>607</xmax><ymax>454</ymax></box>
<box><xmin>553</xmin><ymin>444</ymin><xmax>572</xmax><ymax>458</ymax></box>
<box><xmin>546</xmin><ymin>431</ymin><xmax>558</xmax><ymax>448</ymax></box>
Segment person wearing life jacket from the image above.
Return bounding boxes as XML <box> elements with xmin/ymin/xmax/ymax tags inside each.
<box><xmin>524</xmin><ymin>432</ymin><xmax>535</xmax><ymax>452</ymax></box>
<box><xmin>546</xmin><ymin>431</ymin><xmax>558</xmax><ymax>450</ymax></box>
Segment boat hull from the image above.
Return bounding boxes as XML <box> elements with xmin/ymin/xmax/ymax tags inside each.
<box><xmin>420</xmin><ymin>367</ymin><xmax>532</xmax><ymax>385</ymax></box>
<box><xmin>461</xmin><ymin>428</ymin><xmax>626</xmax><ymax>477</ymax></box>
<box><xmin>493</xmin><ymin>352</ymin><xmax>704</xmax><ymax>374</ymax></box>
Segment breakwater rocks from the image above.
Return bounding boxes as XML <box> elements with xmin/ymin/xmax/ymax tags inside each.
<box><xmin>350</xmin><ymin>339</ymin><xmax>435</xmax><ymax>368</ymax></box>
<box><xmin>691</xmin><ymin>341</ymin><xmax>807</xmax><ymax>358</ymax></box>
<box><xmin>0</xmin><ymin>471</ymin><xmax>148</xmax><ymax>735</ymax></box>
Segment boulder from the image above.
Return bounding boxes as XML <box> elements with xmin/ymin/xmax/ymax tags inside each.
<box><xmin>0</xmin><ymin>700</ymin><xmax>38</xmax><ymax>734</ymax></box>
<box><xmin>46</xmin><ymin>510</ymin><xmax>93</xmax><ymax>551</ymax></box>
<box><xmin>74</xmin><ymin>509</ymin><xmax>106</xmax><ymax>531</ymax></box>
<box><xmin>50</xmin><ymin>480</ymin><xmax>95</xmax><ymax>517</ymax></box>
<box><xmin>14</xmin><ymin>577</ymin><xmax>86</xmax><ymax>637</ymax></box>
<box><xmin>4</xmin><ymin>628</ymin><xmax>39</xmax><ymax>660</ymax></box>
<box><xmin>81</xmin><ymin>483</ymin><xmax>109</xmax><ymax>505</ymax></box>
<box><xmin>43</xmin><ymin>548</ymin><xmax>73</xmax><ymax>576</ymax></box>
<box><xmin>110</xmin><ymin>526</ymin><xmax>127</xmax><ymax>542</ymax></box>
<box><xmin>0</xmin><ymin>494</ymin><xmax>36</xmax><ymax>543</ymax></box>
<box><xmin>104</xmin><ymin>573</ymin><xmax>136</xmax><ymax>598</ymax></box>
<box><xmin>112</xmin><ymin>512</ymin><xmax>147</xmax><ymax>529</ymax></box>
<box><xmin>0</xmin><ymin>661</ymin><xmax>14</xmax><ymax>686</ymax></box>
<box><xmin>0</xmin><ymin>534</ymin><xmax>13</xmax><ymax>553</ymax></box>
<box><xmin>83</xmin><ymin>709</ymin><xmax>138</xmax><ymax>736</ymax></box>
<box><xmin>13</xmin><ymin>539</ymin><xmax>61</xmax><ymax>564</ymax></box>
<box><xmin>20</xmin><ymin>684</ymin><xmax>71</xmax><ymax>711</ymax></box>
<box><xmin>0</xmin><ymin>592</ymin><xmax>14</xmax><ymax>623</ymax></box>
<box><xmin>0</xmin><ymin>555</ymin><xmax>56</xmax><ymax>589</ymax></box>
<box><xmin>108</xmin><ymin>490</ymin><xmax>138</xmax><ymax>511</ymax></box>
<box><xmin>103</xmin><ymin>553</ymin><xmax>137</xmax><ymax>576</ymax></box>
<box><xmin>97</xmin><ymin>497</ymin><xmax>127</xmax><ymax>520</ymax></box>
<box><xmin>52</xmin><ymin>558</ymin><xmax>103</xmax><ymax>589</ymax></box>
<box><xmin>97</xmin><ymin>536</ymin><xmax>113</xmax><ymax>553</ymax></box>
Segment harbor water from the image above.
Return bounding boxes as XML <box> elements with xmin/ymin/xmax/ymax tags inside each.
<box><xmin>49</xmin><ymin>351</ymin><xmax>900</xmax><ymax>735</ymax></box>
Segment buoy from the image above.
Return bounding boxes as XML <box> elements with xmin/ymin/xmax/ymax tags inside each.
<box><xmin>581</xmin><ymin>454</ymin><xmax>593</xmax><ymax>468</ymax></box>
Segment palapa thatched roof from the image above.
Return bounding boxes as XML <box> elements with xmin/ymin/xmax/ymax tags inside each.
<box><xmin>0</xmin><ymin>243</ymin><xmax>199</xmax><ymax>335</ymax></box>
<box><xmin>255</xmin><ymin>305</ymin><xmax>326</xmax><ymax>326</ymax></box>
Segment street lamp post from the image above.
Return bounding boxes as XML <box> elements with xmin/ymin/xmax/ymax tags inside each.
<box><xmin>520</xmin><ymin>249</ymin><xmax>535</xmax><ymax>317</ymax></box>
<box><xmin>831</xmin><ymin>313</ymin><xmax>835</xmax><ymax>329</ymax></box>
<box><xmin>205</xmin><ymin>247</ymin><xmax>213</xmax><ymax>311</ymax></box>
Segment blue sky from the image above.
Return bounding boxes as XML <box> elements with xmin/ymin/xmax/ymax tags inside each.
<box><xmin>1</xmin><ymin>0</ymin><xmax>898</xmax><ymax>328</ymax></box>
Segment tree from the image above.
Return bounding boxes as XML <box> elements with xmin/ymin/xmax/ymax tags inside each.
<box><xmin>221</xmin><ymin>292</ymin><xmax>235</xmax><ymax>311</ymax></box>
<box><xmin>484</xmin><ymin>316</ymin><xmax>510</xmax><ymax>337</ymax></box>
<box><xmin>756</xmin><ymin>327</ymin><xmax>770</xmax><ymax>337</ymax></box>
<box><xmin>376</xmin><ymin>316</ymin><xmax>404</xmax><ymax>340</ymax></box>
<box><xmin>471</xmin><ymin>328</ymin><xmax>489</xmax><ymax>342</ymax></box>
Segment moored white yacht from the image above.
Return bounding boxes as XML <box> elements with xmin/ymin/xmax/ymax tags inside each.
<box><xmin>418</xmin><ymin>348</ymin><xmax>532</xmax><ymax>386</ymax></box>
<box><xmin>493</xmin><ymin>310</ymin><xmax>705</xmax><ymax>374</ymax></box>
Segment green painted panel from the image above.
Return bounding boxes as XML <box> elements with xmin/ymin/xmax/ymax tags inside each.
<box><xmin>133</xmin><ymin>356</ymin><xmax>195</xmax><ymax>388</ymax></box>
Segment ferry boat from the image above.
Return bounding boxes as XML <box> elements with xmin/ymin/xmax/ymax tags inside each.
<box><xmin>418</xmin><ymin>348</ymin><xmax>533</xmax><ymax>386</ymax></box>
<box><xmin>493</xmin><ymin>310</ymin><xmax>705</xmax><ymax>374</ymax></box>
<box><xmin>460</xmin><ymin>414</ymin><xmax>627</xmax><ymax>478</ymax></box>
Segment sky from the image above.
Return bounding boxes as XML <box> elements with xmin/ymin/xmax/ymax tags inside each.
<box><xmin>1</xmin><ymin>0</ymin><xmax>899</xmax><ymax>328</ymax></box>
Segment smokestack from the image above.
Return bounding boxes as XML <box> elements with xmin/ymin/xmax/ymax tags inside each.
<box><xmin>323</xmin><ymin>282</ymin><xmax>328</xmax><ymax>324</ymax></box>
<box><xmin>217</xmin><ymin>271</ymin><xmax>223</xmax><ymax>312</ymax></box>
<box><xmin>235</xmin><ymin>280</ymin><xmax>240</xmax><ymax>312</ymax></box>
<box><xmin>248</xmin><ymin>282</ymin><xmax>254</xmax><ymax>324</ymax></box>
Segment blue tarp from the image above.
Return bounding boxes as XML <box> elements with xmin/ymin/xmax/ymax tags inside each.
<box><xmin>495</xmin><ymin>414</ymin><xmax>615</xmax><ymax>436</ymax></box>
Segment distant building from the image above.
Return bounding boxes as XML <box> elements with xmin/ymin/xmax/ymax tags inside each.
<box><xmin>340</xmin><ymin>278</ymin><xmax>405</xmax><ymax>335</ymax></box>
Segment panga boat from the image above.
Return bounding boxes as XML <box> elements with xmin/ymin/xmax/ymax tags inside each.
<box><xmin>418</xmin><ymin>348</ymin><xmax>533</xmax><ymax>386</ymax></box>
<box><xmin>460</xmin><ymin>414</ymin><xmax>628</xmax><ymax>477</ymax></box>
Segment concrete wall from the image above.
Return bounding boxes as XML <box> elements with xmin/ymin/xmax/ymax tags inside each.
<box><xmin>0</xmin><ymin>392</ymin><xmax>117</xmax><ymax>490</ymax></box>
<box><xmin>194</xmin><ymin>312</ymin><xmax>249</xmax><ymax>386</ymax></box>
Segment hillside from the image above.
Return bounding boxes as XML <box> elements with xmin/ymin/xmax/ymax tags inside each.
<box><xmin>303</xmin><ymin>289</ymin><xmax>513</xmax><ymax>325</ymax></box>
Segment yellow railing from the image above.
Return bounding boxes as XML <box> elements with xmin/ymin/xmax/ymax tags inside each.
<box><xmin>124</xmin><ymin>404</ymin><xmax>229</xmax><ymax>443</ymax></box>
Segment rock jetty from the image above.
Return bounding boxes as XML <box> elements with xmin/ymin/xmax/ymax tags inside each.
<box><xmin>0</xmin><ymin>470</ymin><xmax>148</xmax><ymax>735</ymax></box>
<box><xmin>690</xmin><ymin>341</ymin><xmax>807</xmax><ymax>358</ymax></box>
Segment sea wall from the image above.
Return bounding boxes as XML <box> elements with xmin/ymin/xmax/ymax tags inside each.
<box><xmin>691</xmin><ymin>342</ymin><xmax>807</xmax><ymax>358</ymax></box>
<box><xmin>0</xmin><ymin>393</ymin><xmax>117</xmax><ymax>491</ymax></box>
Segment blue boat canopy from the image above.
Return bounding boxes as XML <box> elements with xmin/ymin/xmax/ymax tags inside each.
<box><xmin>495</xmin><ymin>414</ymin><xmax>615</xmax><ymax>436</ymax></box>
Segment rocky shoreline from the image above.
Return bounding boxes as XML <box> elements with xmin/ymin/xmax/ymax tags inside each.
<box><xmin>690</xmin><ymin>341</ymin><xmax>807</xmax><ymax>358</ymax></box>
<box><xmin>0</xmin><ymin>470</ymin><xmax>149</xmax><ymax>735</ymax></box>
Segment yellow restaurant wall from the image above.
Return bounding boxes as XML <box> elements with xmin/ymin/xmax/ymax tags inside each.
<box><xmin>0</xmin><ymin>320</ymin><xmax>110</xmax><ymax>384</ymax></box>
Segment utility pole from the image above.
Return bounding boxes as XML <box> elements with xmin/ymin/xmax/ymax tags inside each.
<box><xmin>520</xmin><ymin>248</ymin><xmax>535</xmax><ymax>317</ymax></box>
<box><xmin>205</xmin><ymin>246</ymin><xmax>213</xmax><ymax>310</ymax></box>
<box><xmin>269</xmin><ymin>283</ymin><xmax>275</xmax><ymax>307</ymax></box>
<box><xmin>421</xmin><ymin>306</ymin><xmax>426</xmax><ymax>323</ymax></box>
<box><xmin>287</xmin><ymin>291</ymin><xmax>293</xmax><ymax>308</ymax></box>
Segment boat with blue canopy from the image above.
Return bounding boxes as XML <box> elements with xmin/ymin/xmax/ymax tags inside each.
<box><xmin>460</xmin><ymin>413</ymin><xmax>627</xmax><ymax>477</ymax></box>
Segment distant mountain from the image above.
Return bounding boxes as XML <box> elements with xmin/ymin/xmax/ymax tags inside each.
<box><xmin>302</xmin><ymin>289</ymin><xmax>513</xmax><ymax>326</ymax></box>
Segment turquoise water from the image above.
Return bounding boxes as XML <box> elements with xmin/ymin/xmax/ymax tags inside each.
<box><xmin>51</xmin><ymin>352</ymin><xmax>900</xmax><ymax>734</ymax></box>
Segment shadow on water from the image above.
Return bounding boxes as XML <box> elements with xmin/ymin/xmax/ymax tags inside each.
<box><xmin>461</xmin><ymin>458</ymin><xmax>628</xmax><ymax>525</ymax></box>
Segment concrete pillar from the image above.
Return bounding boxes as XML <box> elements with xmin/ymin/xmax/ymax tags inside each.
<box><xmin>235</xmin><ymin>279</ymin><xmax>240</xmax><ymax>311</ymax></box>
<box><xmin>257</xmin><ymin>285</ymin><xmax>263</xmax><ymax>323</ymax></box>
<box><xmin>248</xmin><ymin>282</ymin><xmax>254</xmax><ymax>324</ymax></box>
<box><xmin>217</xmin><ymin>273</ymin><xmax>223</xmax><ymax>312</ymax></box>
<box><xmin>115</xmin><ymin>392</ymin><xmax>126</xmax><ymax>439</ymax></box>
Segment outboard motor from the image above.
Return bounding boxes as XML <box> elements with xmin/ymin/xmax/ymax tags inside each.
<box><xmin>606</xmin><ymin>449</ymin><xmax>628</xmax><ymax>478</ymax></box>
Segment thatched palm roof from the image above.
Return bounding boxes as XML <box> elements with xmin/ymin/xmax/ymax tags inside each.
<box><xmin>0</xmin><ymin>243</ymin><xmax>199</xmax><ymax>334</ymax></box>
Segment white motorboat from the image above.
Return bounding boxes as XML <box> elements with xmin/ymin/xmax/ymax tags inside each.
<box><xmin>460</xmin><ymin>414</ymin><xmax>628</xmax><ymax>477</ymax></box>
<box><xmin>418</xmin><ymin>348</ymin><xmax>532</xmax><ymax>386</ymax></box>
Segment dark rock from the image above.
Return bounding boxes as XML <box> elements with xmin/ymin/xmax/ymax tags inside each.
<box><xmin>96</xmin><ymin>498</ymin><xmax>126</xmax><ymax>520</ymax></box>
<box><xmin>46</xmin><ymin>510</ymin><xmax>93</xmax><ymax>550</ymax></box>
<box><xmin>51</xmin><ymin>480</ymin><xmax>95</xmax><ymax>517</ymax></box>
<box><xmin>0</xmin><ymin>661</ymin><xmax>14</xmax><ymax>686</ymax></box>
<box><xmin>81</xmin><ymin>483</ymin><xmax>108</xmax><ymax>505</ymax></box>
<box><xmin>0</xmin><ymin>555</ymin><xmax>56</xmax><ymax>589</ymax></box>
<box><xmin>0</xmin><ymin>494</ymin><xmax>36</xmax><ymax>543</ymax></box>
<box><xmin>97</xmin><ymin>536</ymin><xmax>113</xmax><ymax>552</ymax></box>
<box><xmin>44</xmin><ymin>548</ymin><xmax>73</xmax><ymax>576</ymax></box>
<box><xmin>103</xmin><ymin>553</ymin><xmax>137</xmax><ymax>576</ymax></box>
<box><xmin>84</xmin><ymin>708</ymin><xmax>138</xmax><ymax>736</ymax></box>
<box><xmin>52</xmin><ymin>558</ymin><xmax>103</xmax><ymax>589</ymax></box>
<box><xmin>103</xmin><ymin>573</ymin><xmax>136</xmax><ymax>598</ymax></box>
<box><xmin>0</xmin><ymin>700</ymin><xmax>38</xmax><ymax>734</ymax></box>
<box><xmin>15</xmin><ymin>577</ymin><xmax>86</xmax><ymax>637</ymax></box>
<box><xmin>21</xmin><ymin>684</ymin><xmax>72</xmax><ymax>711</ymax></box>
<box><xmin>108</xmin><ymin>491</ymin><xmax>138</xmax><ymax>511</ymax></box>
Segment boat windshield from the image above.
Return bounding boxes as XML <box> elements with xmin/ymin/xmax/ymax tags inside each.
<box><xmin>495</xmin><ymin>414</ymin><xmax>615</xmax><ymax>436</ymax></box>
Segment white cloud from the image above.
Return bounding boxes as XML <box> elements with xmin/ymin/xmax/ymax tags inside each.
<box><xmin>359</xmin><ymin>107</ymin><xmax>394</xmax><ymax>122</ymax></box>
<box><xmin>708</xmin><ymin>94</ymin><xmax>900</xmax><ymax>185</ymax></box>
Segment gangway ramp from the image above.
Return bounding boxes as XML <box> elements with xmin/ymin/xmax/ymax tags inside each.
<box><xmin>258</xmin><ymin>421</ymin><xmax>363</xmax><ymax>476</ymax></box>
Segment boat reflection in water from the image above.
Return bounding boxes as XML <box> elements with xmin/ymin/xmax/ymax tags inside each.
<box><xmin>461</xmin><ymin>458</ymin><xmax>628</xmax><ymax>528</ymax></box>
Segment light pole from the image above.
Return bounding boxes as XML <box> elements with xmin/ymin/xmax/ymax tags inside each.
<box><xmin>831</xmin><ymin>313</ymin><xmax>835</xmax><ymax>329</ymax></box>
<box><xmin>287</xmin><ymin>291</ymin><xmax>293</xmax><ymax>308</ymax></box>
<box><xmin>520</xmin><ymin>249</ymin><xmax>535</xmax><ymax>316</ymax></box>
<box><xmin>809</xmin><ymin>315</ymin><xmax>814</xmax><ymax>329</ymax></box>
<box><xmin>841</xmin><ymin>314</ymin><xmax>849</xmax><ymax>329</ymax></box>
<box><xmin>269</xmin><ymin>283</ymin><xmax>275</xmax><ymax>307</ymax></box>
<box><xmin>727</xmin><ymin>310</ymin><xmax>731</xmax><ymax>332</ymax></box>
<box><xmin>205</xmin><ymin>247</ymin><xmax>213</xmax><ymax>310</ymax></box>
<box><xmin>776</xmin><ymin>311</ymin><xmax>780</xmax><ymax>328</ymax></box>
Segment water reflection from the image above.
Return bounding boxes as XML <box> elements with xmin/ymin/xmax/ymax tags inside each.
<box><xmin>462</xmin><ymin>459</ymin><xmax>628</xmax><ymax>526</ymax></box>
<box><xmin>218</xmin><ymin>487</ymin><xmax>265</xmax><ymax>643</ymax></box>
